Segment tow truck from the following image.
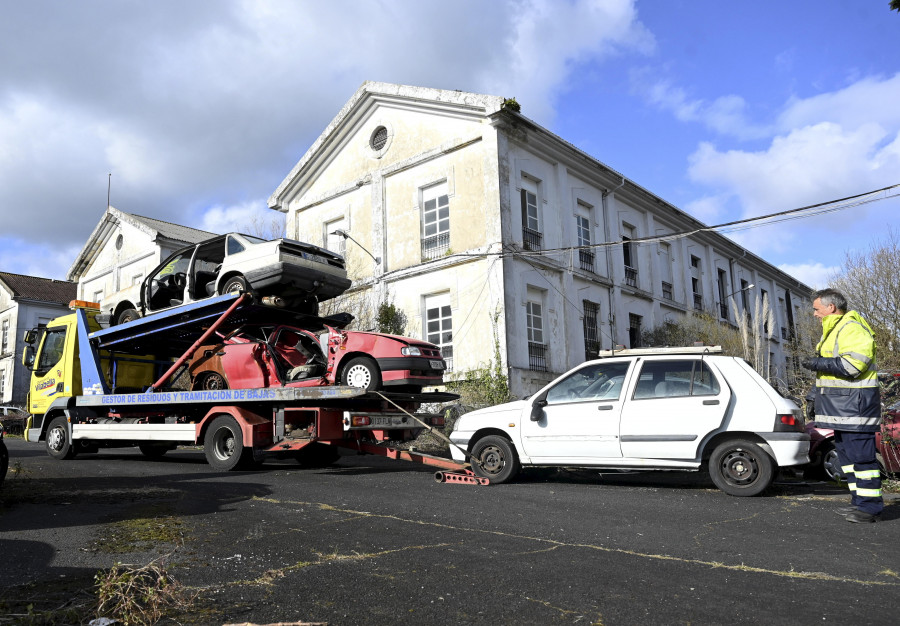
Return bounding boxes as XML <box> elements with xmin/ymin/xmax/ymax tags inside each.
<box><xmin>22</xmin><ymin>295</ymin><xmax>483</xmax><ymax>482</ymax></box>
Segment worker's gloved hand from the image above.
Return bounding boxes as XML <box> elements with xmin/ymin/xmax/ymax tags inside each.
<box><xmin>801</xmin><ymin>356</ymin><xmax>854</xmax><ymax>377</ymax></box>
<box><xmin>800</xmin><ymin>357</ymin><xmax>820</xmax><ymax>371</ymax></box>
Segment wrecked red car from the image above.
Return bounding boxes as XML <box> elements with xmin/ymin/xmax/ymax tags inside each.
<box><xmin>188</xmin><ymin>322</ymin><xmax>446</xmax><ymax>393</ymax></box>
<box><xmin>805</xmin><ymin>402</ymin><xmax>900</xmax><ymax>481</ymax></box>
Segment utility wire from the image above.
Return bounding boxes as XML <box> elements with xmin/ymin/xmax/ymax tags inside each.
<box><xmin>429</xmin><ymin>182</ymin><xmax>900</xmax><ymax>262</ymax></box>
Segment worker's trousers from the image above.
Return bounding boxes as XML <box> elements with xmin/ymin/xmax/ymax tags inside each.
<box><xmin>834</xmin><ymin>430</ymin><xmax>883</xmax><ymax>515</ymax></box>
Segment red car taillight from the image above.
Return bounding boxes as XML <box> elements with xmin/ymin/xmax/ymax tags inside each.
<box><xmin>774</xmin><ymin>413</ymin><xmax>804</xmax><ymax>432</ymax></box>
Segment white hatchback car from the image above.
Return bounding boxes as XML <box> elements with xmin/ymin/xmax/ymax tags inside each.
<box><xmin>450</xmin><ymin>346</ymin><xmax>809</xmax><ymax>496</ymax></box>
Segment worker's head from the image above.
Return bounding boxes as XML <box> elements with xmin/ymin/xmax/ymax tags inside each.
<box><xmin>811</xmin><ymin>288</ymin><xmax>847</xmax><ymax>321</ymax></box>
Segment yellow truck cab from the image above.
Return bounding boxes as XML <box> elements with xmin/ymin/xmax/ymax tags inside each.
<box><xmin>23</xmin><ymin>301</ymin><xmax>155</xmax><ymax>419</ymax></box>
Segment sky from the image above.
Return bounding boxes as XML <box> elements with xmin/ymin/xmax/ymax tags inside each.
<box><xmin>1</xmin><ymin>0</ymin><xmax>898</xmax><ymax>288</ymax></box>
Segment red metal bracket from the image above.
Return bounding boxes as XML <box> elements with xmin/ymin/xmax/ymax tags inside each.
<box><xmin>433</xmin><ymin>469</ymin><xmax>490</xmax><ymax>486</ymax></box>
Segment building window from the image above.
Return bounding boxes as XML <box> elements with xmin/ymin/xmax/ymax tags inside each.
<box><xmin>325</xmin><ymin>217</ymin><xmax>347</xmax><ymax>257</ymax></box>
<box><xmin>582</xmin><ymin>300</ymin><xmax>600</xmax><ymax>361</ymax></box>
<box><xmin>132</xmin><ymin>273</ymin><xmax>144</xmax><ymax>287</ymax></box>
<box><xmin>576</xmin><ymin>204</ymin><xmax>594</xmax><ymax>272</ymax></box>
<box><xmin>628</xmin><ymin>313</ymin><xmax>642</xmax><ymax>348</ymax></box>
<box><xmin>662</xmin><ymin>282</ymin><xmax>674</xmax><ymax>301</ymax></box>
<box><xmin>526</xmin><ymin>297</ymin><xmax>546</xmax><ymax>371</ymax></box>
<box><xmin>424</xmin><ymin>294</ymin><xmax>453</xmax><ymax>371</ymax></box>
<box><xmin>761</xmin><ymin>289</ymin><xmax>770</xmax><ymax>334</ymax></box>
<box><xmin>659</xmin><ymin>242</ymin><xmax>674</xmax><ymax>298</ymax></box>
<box><xmin>93</xmin><ymin>290</ymin><xmax>104</xmax><ymax>303</ymax></box>
<box><xmin>740</xmin><ymin>279</ymin><xmax>751</xmax><ymax>314</ymax></box>
<box><xmin>690</xmin><ymin>255</ymin><xmax>702</xmax><ymax>310</ymax></box>
<box><xmin>421</xmin><ymin>183</ymin><xmax>450</xmax><ymax>260</ymax></box>
<box><xmin>717</xmin><ymin>269</ymin><xmax>729</xmax><ymax>319</ymax></box>
<box><xmin>0</xmin><ymin>369</ymin><xmax>5</xmax><ymax>398</ymax></box>
<box><xmin>1</xmin><ymin>319</ymin><xmax>8</xmax><ymax>354</ymax></box>
<box><xmin>622</xmin><ymin>224</ymin><xmax>637</xmax><ymax>287</ymax></box>
<box><xmin>521</xmin><ymin>179</ymin><xmax>542</xmax><ymax>251</ymax></box>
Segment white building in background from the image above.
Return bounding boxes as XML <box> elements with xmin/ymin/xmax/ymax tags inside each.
<box><xmin>269</xmin><ymin>82</ymin><xmax>811</xmax><ymax>398</ymax></box>
<box><xmin>0</xmin><ymin>272</ymin><xmax>76</xmax><ymax>405</ymax></box>
<box><xmin>67</xmin><ymin>206</ymin><xmax>216</xmax><ymax>325</ymax></box>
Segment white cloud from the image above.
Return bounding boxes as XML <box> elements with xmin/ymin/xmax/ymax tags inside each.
<box><xmin>633</xmin><ymin>73</ymin><xmax>769</xmax><ymax>140</ymax></box>
<box><xmin>777</xmin><ymin>262</ymin><xmax>839</xmax><ymax>290</ymax></box>
<box><xmin>0</xmin><ymin>0</ymin><xmax>653</xmax><ymax>280</ymax></box>
<box><xmin>199</xmin><ymin>201</ymin><xmax>285</xmax><ymax>240</ymax></box>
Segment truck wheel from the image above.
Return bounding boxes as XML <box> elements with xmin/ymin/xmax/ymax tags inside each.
<box><xmin>46</xmin><ymin>416</ymin><xmax>77</xmax><ymax>460</ymax></box>
<box><xmin>295</xmin><ymin>443</ymin><xmax>340</xmax><ymax>468</ymax></box>
<box><xmin>204</xmin><ymin>415</ymin><xmax>252</xmax><ymax>471</ymax></box>
<box><xmin>341</xmin><ymin>357</ymin><xmax>382</xmax><ymax>391</ymax></box>
<box><xmin>138</xmin><ymin>442</ymin><xmax>172</xmax><ymax>458</ymax></box>
<box><xmin>116</xmin><ymin>308</ymin><xmax>141</xmax><ymax>325</ymax></box>
<box><xmin>709</xmin><ymin>439</ymin><xmax>775</xmax><ymax>497</ymax></box>
<box><xmin>470</xmin><ymin>435</ymin><xmax>520</xmax><ymax>484</ymax></box>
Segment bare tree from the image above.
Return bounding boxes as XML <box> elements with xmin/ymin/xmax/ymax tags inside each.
<box><xmin>830</xmin><ymin>226</ymin><xmax>900</xmax><ymax>369</ymax></box>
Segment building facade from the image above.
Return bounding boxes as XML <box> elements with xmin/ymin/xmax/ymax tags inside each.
<box><xmin>269</xmin><ymin>82</ymin><xmax>810</xmax><ymax>398</ymax></box>
<box><xmin>0</xmin><ymin>273</ymin><xmax>76</xmax><ymax>405</ymax></box>
<box><xmin>68</xmin><ymin>206</ymin><xmax>216</xmax><ymax>324</ymax></box>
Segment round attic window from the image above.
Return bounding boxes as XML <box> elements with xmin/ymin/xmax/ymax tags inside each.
<box><xmin>115</xmin><ymin>234</ymin><xmax>124</xmax><ymax>250</ymax></box>
<box><xmin>370</xmin><ymin>126</ymin><xmax>388</xmax><ymax>151</ymax></box>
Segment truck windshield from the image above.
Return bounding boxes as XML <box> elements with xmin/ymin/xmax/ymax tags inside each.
<box><xmin>37</xmin><ymin>327</ymin><xmax>66</xmax><ymax>373</ymax></box>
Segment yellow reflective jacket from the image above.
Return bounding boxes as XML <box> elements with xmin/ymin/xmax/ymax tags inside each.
<box><xmin>813</xmin><ymin>310</ymin><xmax>881</xmax><ymax>432</ymax></box>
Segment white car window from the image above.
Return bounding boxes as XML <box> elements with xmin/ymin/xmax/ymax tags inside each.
<box><xmin>546</xmin><ymin>362</ymin><xmax>631</xmax><ymax>404</ymax></box>
<box><xmin>632</xmin><ymin>359</ymin><xmax>720</xmax><ymax>399</ymax></box>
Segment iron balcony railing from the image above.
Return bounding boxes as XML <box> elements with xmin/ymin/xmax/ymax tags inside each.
<box><xmin>624</xmin><ymin>266</ymin><xmax>638</xmax><ymax>288</ymax></box>
<box><xmin>440</xmin><ymin>344</ymin><xmax>454</xmax><ymax>372</ymax></box>
<box><xmin>528</xmin><ymin>342</ymin><xmax>547</xmax><ymax>372</ymax></box>
<box><xmin>578</xmin><ymin>248</ymin><xmax>595</xmax><ymax>272</ymax></box>
<box><xmin>421</xmin><ymin>232</ymin><xmax>450</xmax><ymax>261</ymax></box>
<box><xmin>523</xmin><ymin>227</ymin><xmax>543</xmax><ymax>251</ymax></box>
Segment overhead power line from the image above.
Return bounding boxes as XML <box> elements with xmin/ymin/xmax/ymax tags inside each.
<box><xmin>507</xmin><ymin>182</ymin><xmax>900</xmax><ymax>258</ymax></box>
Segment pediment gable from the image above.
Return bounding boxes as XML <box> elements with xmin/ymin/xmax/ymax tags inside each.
<box><xmin>268</xmin><ymin>81</ymin><xmax>505</xmax><ymax>211</ymax></box>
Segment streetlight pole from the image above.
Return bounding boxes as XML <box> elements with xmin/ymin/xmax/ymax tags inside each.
<box><xmin>330</xmin><ymin>229</ymin><xmax>381</xmax><ymax>265</ymax></box>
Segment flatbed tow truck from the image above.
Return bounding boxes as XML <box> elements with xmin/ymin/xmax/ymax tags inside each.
<box><xmin>22</xmin><ymin>294</ymin><xmax>484</xmax><ymax>483</ymax></box>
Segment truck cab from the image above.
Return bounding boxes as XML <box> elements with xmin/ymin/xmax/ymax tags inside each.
<box><xmin>23</xmin><ymin>301</ymin><xmax>156</xmax><ymax>417</ymax></box>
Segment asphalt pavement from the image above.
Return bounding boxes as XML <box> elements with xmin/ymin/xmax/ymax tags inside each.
<box><xmin>1</xmin><ymin>437</ymin><xmax>898</xmax><ymax>625</ymax></box>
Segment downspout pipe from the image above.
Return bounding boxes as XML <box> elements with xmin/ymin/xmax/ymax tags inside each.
<box><xmin>602</xmin><ymin>177</ymin><xmax>626</xmax><ymax>349</ymax></box>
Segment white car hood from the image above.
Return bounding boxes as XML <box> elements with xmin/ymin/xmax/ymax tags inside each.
<box><xmin>455</xmin><ymin>399</ymin><xmax>529</xmax><ymax>432</ymax></box>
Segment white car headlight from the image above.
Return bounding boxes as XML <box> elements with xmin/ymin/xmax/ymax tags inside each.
<box><xmin>401</xmin><ymin>346</ymin><xmax>422</xmax><ymax>356</ymax></box>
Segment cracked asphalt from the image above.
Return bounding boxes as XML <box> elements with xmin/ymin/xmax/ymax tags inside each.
<box><xmin>1</xmin><ymin>437</ymin><xmax>898</xmax><ymax>625</ymax></box>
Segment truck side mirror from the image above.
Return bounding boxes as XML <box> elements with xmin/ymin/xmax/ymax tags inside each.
<box><xmin>23</xmin><ymin>329</ymin><xmax>36</xmax><ymax>345</ymax></box>
<box><xmin>530</xmin><ymin>395</ymin><xmax>548</xmax><ymax>422</ymax></box>
<box><xmin>22</xmin><ymin>345</ymin><xmax>35</xmax><ymax>369</ymax></box>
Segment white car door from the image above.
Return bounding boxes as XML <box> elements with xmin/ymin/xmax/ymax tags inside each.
<box><xmin>521</xmin><ymin>361</ymin><xmax>632</xmax><ymax>461</ymax></box>
<box><xmin>619</xmin><ymin>358</ymin><xmax>731</xmax><ymax>460</ymax></box>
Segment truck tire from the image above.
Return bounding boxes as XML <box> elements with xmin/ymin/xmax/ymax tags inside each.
<box><xmin>708</xmin><ymin>438</ymin><xmax>775</xmax><ymax>497</ymax></box>
<box><xmin>341</xmin><ymin>357</ymin><xmax>382</xmax><ymax>391</ymax></box>
<box><xmin>470</xmin><ymin>435</ymin><xmax>520</xmax><ymax>484</ymax></box>
<box><xmin>46</xmin><ymin>416</ymin><xmax>77</xmax><ymax>460</ymax></box>
<box><xmin>204</xmin><ymin>415</ymin><xmax>252</xmax><ymax>471</ymax></box>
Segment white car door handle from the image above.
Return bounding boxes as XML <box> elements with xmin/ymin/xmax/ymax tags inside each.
<box><xmin>702</xmin><ymin>399</ymin><xmax>719</xmax><ymax>405</ymax></box>
<box><xmin>597</xmin><ymin>405</ymin><xmax>614</xmax><ymax>410</ymax></box>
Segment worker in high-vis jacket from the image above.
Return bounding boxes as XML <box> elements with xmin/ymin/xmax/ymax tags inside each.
<box><xmin>801</xmin><ymin>288</ymin><xmax>882</xmax><ymax>523</ymax></box>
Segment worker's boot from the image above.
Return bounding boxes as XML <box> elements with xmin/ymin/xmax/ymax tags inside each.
<box><xmin>845</xmin><ymin>510</ymin><xmax>879</xmax><ymax>523</ymax></box>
